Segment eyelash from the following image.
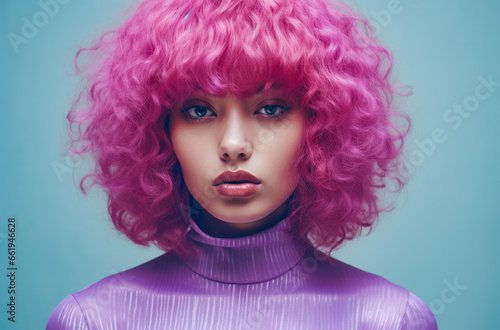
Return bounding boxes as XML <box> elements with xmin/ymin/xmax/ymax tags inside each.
<box><xmin>180</xmin><ymin>104</ymin><xmax>291</xmax><ymax>122</ymax></box>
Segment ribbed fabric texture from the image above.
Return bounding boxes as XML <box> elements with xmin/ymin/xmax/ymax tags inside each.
<box><xmin>181</xmin><ymin>213</ymin><xmax>310</xmax><ymax>284</ymax></box>
<box><xmin>47</xmin><ymin>214</ymin><xmax>438</xmax><ymax>329</ymax></box>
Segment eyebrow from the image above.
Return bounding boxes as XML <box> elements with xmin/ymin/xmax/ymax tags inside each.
<box><xmin>254</xmin><ymin>85</ymin><xmax>264</xmax><ymax>94</ymax></box>
<box><xmin>180</xmin><ymin>98</ymin><xmax>211</xmax><ymax>109</ymax></box>
<box><xmin>180</xmin><ymin>86</ymin><xmax>287</xmax><ymax>108</ymax></box>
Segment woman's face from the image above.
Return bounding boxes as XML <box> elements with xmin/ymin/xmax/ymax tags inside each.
<box><xmin>168</xmin><ymin>88</ymin><xmax>304</xmax><ymax>228</ymax></box>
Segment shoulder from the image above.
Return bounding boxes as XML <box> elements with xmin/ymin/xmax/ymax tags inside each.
<box><xmin>307</xmin><ymin>251</ymin><xmax>438</xmax><ymax>329</ymax></box>
<box><xmin>46</xmin><ymin>253</ymin><xmax>184</xmax><ymax>329</ymax></box>
<box><xmin>46</xmin><ymin>294</ymin><xmax>88</xmax><ymax>330</ymax></box>
<box><xmin>400</xmin><ymin>291</ymin><xmax>438</xmax><ymax>330</ymax></box>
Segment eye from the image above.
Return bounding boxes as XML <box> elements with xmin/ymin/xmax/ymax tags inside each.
<box><xmin>181</xmin><ymin>105</ymin><xmax>215</xmax><ymax>121</ymax></box>
<box><xmin>255</xmin><ymin>104</ymin><xmax>291</xmax><ymax>119</ymax></box>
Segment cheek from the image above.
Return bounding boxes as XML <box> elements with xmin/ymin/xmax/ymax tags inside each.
<box><xmin>169</xmin><ymin>121</ymin><xmax>200</xmax><ymax>184</ymax></box>
<box><xmin>263</xmin><ymin>123</ymin><xmax>303</xmax><ymax>191</ymax></box>
<box><xmin>169</xmin><ymin>122</ymin><xmax>218</xmax><ymax>201</ymax></box>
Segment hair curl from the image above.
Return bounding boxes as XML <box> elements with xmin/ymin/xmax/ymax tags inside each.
<box><xmin>66</xmin><ymin>0</ymin><xmax>411</xmax><ymax>257</ymax></box>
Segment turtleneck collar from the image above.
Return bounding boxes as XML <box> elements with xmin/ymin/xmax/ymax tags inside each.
<box><xmin>179</xmin><ymin>213</ymin><xmax>309</xmax><ymax>284</ymax></box>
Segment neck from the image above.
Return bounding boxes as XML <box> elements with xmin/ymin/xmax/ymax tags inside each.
<box><xmin>181</xmin><ymin>205</ymin><xmax>310</xmax><ymax>284</ymax></box>
<box><xmin>189</xmin><ymin>195</ymin><xmax>291</xmax><ymax>238</ymax></box>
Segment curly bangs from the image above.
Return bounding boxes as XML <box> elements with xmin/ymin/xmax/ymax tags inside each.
<box><xmin>66</xmin><ymin>0</ymin><xmax>410</xmax><ymax>257</ymax></box>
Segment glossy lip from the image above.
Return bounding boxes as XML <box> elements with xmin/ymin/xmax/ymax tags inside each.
<box><xmin>212</xmin><ymin>170</ymin><xmax>261</xmax><ymax>186</ymax></box>
<box><xmin>215</xmin><ymin>182</ymin><xmax>260</xmax><ymax>198</ymax></box>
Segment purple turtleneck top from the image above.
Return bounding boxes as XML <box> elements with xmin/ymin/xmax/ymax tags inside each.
<box><xmin>47</xmin><ymin>214</ymin><xmax>438</xmax><ymax>329</ymax></box>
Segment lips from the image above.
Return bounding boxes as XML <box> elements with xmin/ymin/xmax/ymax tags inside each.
<box><xmin>213</xmin><ymin>170</ymin><xmax>261</xmax><ymax>186</ymax></box>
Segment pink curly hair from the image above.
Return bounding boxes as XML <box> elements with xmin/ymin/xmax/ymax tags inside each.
<box><xmin>66</xmin><ymin>0</ymin><xmax>411</xmax><ymax>257</ymax></box>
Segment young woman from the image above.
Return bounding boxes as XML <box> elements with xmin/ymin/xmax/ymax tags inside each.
<box><xmin>47</xmin><ymin>0</ymin><xmax>438</xmax><ymax>328</ymax></box>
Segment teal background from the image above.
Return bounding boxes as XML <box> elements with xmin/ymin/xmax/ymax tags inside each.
<box><xmin>1</xmin><ymin>0</ymin><xmax>499</xmax><ymax>329</ymax></box>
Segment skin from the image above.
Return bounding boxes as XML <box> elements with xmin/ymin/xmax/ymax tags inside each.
<box><xmin>168</xmin><ymin>88</ymin><xmax>304</xmax><ymax>238</ymax></box>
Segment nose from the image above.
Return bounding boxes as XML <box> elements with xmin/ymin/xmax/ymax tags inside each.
<box><xmin>218</xmin><ymin>110</ymin><xmax>253</xmax><ymax>162</ymax></box>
